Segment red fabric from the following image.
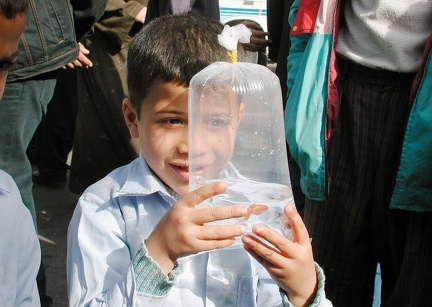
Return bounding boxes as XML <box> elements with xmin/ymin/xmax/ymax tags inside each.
<box><xmin>410</xmin><ymin>33</ymin><xmax>432</xmax><ymax>104</ymax></box>
<box><xmin>290</xmin><ymin>0</ymin><xmax>321</xmax><ymax>35</ymax></box>
<box><xmin>325</xmin><ymin>0</ymin><xmax>342</xmax><ymax>146</ymax></box>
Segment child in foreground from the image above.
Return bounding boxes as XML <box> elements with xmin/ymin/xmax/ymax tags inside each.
<box><xmin>0</xmin><ymin>1</ymin><xmax>41</xmax><ymax>306</ymax></box>
<box><xmin>67</xmin><ymin>14</ymin><xmax>332</xmax><ymax>307</ymax></box>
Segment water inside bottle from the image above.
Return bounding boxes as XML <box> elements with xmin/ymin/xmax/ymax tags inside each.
<box><xmin>195</xmin><ymin>177</ymin><xmax>295</xmax><ymax>248</ymax></box>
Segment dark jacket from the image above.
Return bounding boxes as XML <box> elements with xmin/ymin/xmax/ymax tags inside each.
<box><xmin>7</xmin><ymin>0</ymin><xmax>79</xmax><ymax>82</ymax></box>
<box><xmin>71</xmin><ymin>0</ymin><xmax>108</xmax><ymax>42</ymax></box>
<box><xmin>285</xmin><ymin>0</ymin><xmax>432</xmax><ymax>211</ymax></box>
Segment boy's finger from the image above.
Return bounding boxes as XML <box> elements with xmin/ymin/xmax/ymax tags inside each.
<box><xmin>194</xmin><ymin>238</ymin><xmax>237</xmax><ymax>252</ymax></box>
<box><xmin>242</xmin><ymin>233</ymin><xmax>285</xmax><ymax>266</ymax></box>
<box><xmin>197</xmin><ymin>224</ymin><xmax>246</xmax><ymax>240</ymax></box>
<box><xmin>284</xmin><ymin>205</ymin><xmax>310</xmax><ymax>245</ymax></box>
<box><xmin>197</xmin><ymin>205</ymin><xmax>247</xmax><ymax>224</ymax></box>
<box><xmin>181</xmin><ymin>181</ymin><xmax>228</xmax><ymax>208</ymax></box>
<box><xmin>250</xmin><ymin>224</ymin><xmax>295</xmax><ymax>258</ymax></box>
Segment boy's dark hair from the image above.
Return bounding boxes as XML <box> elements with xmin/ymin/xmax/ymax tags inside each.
<box><xmin>127</xmin><ymin>14</ymin><xmax>233</xmax><ymax>115</ymax></box>
<box><xmin>0</xmin><ymin>0</ymin><xmax>27</xmax><ymax>19</ymax></box>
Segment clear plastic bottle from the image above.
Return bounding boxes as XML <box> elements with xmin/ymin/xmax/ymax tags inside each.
<box><xmin>188</xmin><ymin>60</ymin><xmax>295</xmax><ymax>249</ymax></box>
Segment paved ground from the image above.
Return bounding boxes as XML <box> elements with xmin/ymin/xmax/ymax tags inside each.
<box><xmin>34</xmin><ymin>170</ymin><xmax>79</xmax><ymax>307</ymax></box>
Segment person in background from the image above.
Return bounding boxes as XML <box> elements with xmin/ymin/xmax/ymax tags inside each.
<box><xmin>29</xmin><ymin>0</ymin><xmax>108</xmax><ymax>189</ymax></box>
<box><xmin>266</xmin><ymin>0</ymin><xmax>304</xmax><ymax>216</ymax></box>
<box><xmin>267</xmin><ymin>0</ymin><xmax>293</xmax><ymax>104</ymax></box>
<box><xmin>144</xmin><ymin>0</ymin><xmax>220</xmax><ymax>23</ymax></box>
<box><xmin>0</xmin><ymin>0</ymin><xmax>78</xmax><ymax>226</ymax></box>
<box><xmin>29</xmin><ymin>43</ymin><xmax>93</xmax><ymax>189</ymax></box>
<box><xmin>67</xmin><ymin>14</ymin><xmax>331</xmax><ymax>306</ymax></box>
<box><xmin>0</xmin><ymin>1</ymin><xmax>80</xmax><ymax>305</ymax></box>
<box><xmin>285</xmin><ymin>0</ymin><xmax>432</xmax><ymax>305</ymax></box>
<box><xmin>1</xmin><ymin>0</ymin><xmax>105</xmax><ymax>304</ymax></box>
<box><xmin>145</xmin><ymin>0</ymin><xmax>271</xmax><ymax>65</ymax></box>
<box><xmin>69</xmin><ymin>0</ymin><xmax>148</xmax><ymax>194</ymax></box>
<box><xmin>0</xmin><ymin>0</ymin><xmax>41</xmax><ymax>305</ymax></box>
<box><xmin>29</xmin><ymin>67</ymin><xmax>80</xmax><ymax>189</ymax></box>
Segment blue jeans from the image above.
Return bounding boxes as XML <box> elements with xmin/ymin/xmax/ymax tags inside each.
<box><xmin>0</xmin><ymin>77</ymin><xmax>57</xmax><ymax>228</ymax></box>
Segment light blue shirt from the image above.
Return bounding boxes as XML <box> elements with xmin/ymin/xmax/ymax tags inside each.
<box><xmin>0</xmin><ymin>170</ymin><xmax>41</xmax><ymax>307</ymax></box>
<box><xmin>67</xmin><ymin>155</ymin><xmax>330</xmax><ymax>306</ymax></box>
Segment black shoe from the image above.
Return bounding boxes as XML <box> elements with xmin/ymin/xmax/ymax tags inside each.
<box><xmin>32</xmin><ymin>170</ymin><xmax>67</xmax><ymax>189</ymax></box>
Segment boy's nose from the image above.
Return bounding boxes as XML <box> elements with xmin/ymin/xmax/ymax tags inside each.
<box><xmin>177</xmin><ymin>142</ymin><xmax>188</xmax><ymax>154</ymax></box>
<box><xmin>189</xmin><ymin>128</ymin><xmax>209</xmax><ymax>156</ymax></box>
<box><xmin>177</xmin><ymin>128</ymin><xmax>188</xmax><ymax>154</ymax></box>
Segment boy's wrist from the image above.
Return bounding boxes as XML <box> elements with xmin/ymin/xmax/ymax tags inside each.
<box><xmin>280</xmin><ymin>262</ymin><xmax>326</xmax><ymax>307</ymax></box>
<box><xmin>146</xmin><ymin>235</ymin><xmax>177</xmax><ymax>275</ymax></box>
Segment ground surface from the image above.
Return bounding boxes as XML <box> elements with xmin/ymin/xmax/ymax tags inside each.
<box><xmin>34</xmin><ymin>171</ymin><xmax>79</xmax><ymax>307</ymax></box>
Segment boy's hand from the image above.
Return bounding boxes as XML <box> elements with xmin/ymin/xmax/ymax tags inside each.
<box><xmin>242</xmin><ymin>205</ymin><xmax>317</xmax><ymax>307</ymax></box>
<box><xmin>146</xmin><ymin>182</ymin><xmax>247</xmax><ymax>275</ymax></box>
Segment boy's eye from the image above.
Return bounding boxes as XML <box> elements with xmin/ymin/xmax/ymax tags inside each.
<box><xmin>209</xmin><ymin>114</ymin><xmax>232</xmax><ymax>127</ymax></box>
<box><xmin>164</xmin><ymin>118</ymin><xmax>183</xmax><ymax>125</ymax></box>
<box><xmin>0</xmin><ymin>61</ymin><xmax>14</xmax><ymax>70</ymax></box>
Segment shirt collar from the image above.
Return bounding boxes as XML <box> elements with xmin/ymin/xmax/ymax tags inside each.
<box><xmin>113</xmin><ymin>154</ymin><xmax>174</xmax><ymax>201</ymax></box>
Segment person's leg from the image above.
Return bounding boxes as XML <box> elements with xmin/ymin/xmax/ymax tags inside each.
<box><xmin>33</xmin><ymin>69</ymin><xmax>78</xmax><ymax>188</ymax></box>
<box><xmin>304</xmin><ymin>123</ymin><xmax>377</xmax><ymax>305</ymax></box>
<box><xmin>361</xmin><ymin>65</ymin><xmax>432</xmax><ymax>306</ymax></box>
<box><xmin>383</xmin><ymin>211</ymin><xmax>432</xmax><ymax>306</ymax></box>
<box><xmin>306</xmin><ymin>57</ymin><xmax>422</xmax><ymax>306</ymax></box>
<box><xmin>366</xmin><ymin>67</ymin><xmax>415</xmax><ymax>307</ymax></box>
<box><xmin>0</xmin><ymin>78</ymin><xmax>57</xmax><ymax>225</ymax></box>
<box><xmin>304</xmin><ymin>59</ymin><xmax>393</xmax><ymax>306</ymax></box>
<box><xmin>36</xmin><ymin>260</ymin><xmax>53</xmax><ymax>307</ymax></box>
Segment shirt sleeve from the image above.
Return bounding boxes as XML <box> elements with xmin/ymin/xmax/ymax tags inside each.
<box><xmin>67</xmin><ymin>192</ymin><xmax>175</xmax><ymax>306</ymax></box>
<box><xmin>16</xmin><ymin>206</ymin><xmax>41</xmax><ymax>307</ymax></box>
<box><xmin>133</xmin><ymin>241</ymin><xmax>179</xmax><ymax>295</ymax></box>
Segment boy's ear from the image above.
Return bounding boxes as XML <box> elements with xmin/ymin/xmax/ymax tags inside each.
<box><xmin>122</xmin><ymin>98</ymin><xmax>139</xmax><ymax>139</ymax></box>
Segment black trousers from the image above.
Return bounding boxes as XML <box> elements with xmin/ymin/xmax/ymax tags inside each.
<box><xmin>29</xmin><ymin>69</ymin><xmax>77</xmax><ymax>178</ymax></box>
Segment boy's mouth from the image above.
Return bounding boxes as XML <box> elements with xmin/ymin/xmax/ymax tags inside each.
<box><xmin>188</xmin><ymin>164</ymin><xmax>210</xmax><ymax>177</ymax></box>
<box><xmin>170</xmin><ymin>163</ymin><xmax>189</xmax><ymax>181</ymax></box>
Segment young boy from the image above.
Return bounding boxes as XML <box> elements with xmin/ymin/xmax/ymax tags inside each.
<box><xmin>67</xmin><ymin>14</ymin><xmax>331</xmax><ymax>306</ymax></box>
<box><xmin>0</xmin><ymin>1</ymin><xmax>42</xmax><ymax>306</ymax></box>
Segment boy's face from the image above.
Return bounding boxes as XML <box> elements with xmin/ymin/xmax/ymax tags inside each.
<box><xmin>189</xmin><ymin>86</ymin><xmax>244</xmax><ymax>180</ymax></box>
<box><xmin>123</xmin><ymin>80</ymin><xmax>243</xmax><ymax>195</ymax></box>
<box><xmin>0</xmin><ymin>12</ymin><xmax>26</xmax><ymax>99</ymax></box>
